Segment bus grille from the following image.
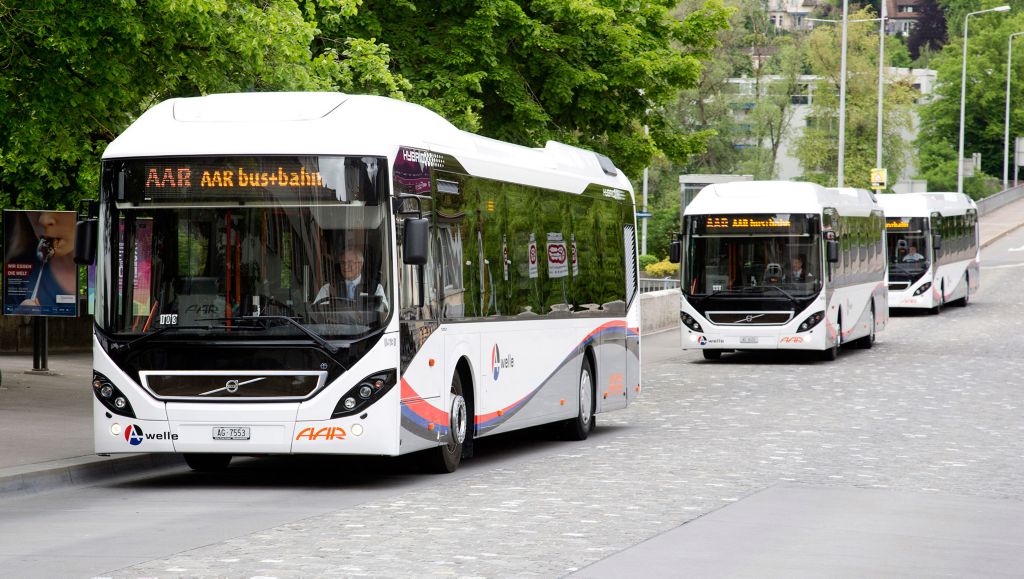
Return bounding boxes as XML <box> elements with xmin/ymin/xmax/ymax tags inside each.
<box><xmin>140</xmin><ymin>371</ymin><xmax>325</xmax><ymax>401</ymax></box>
<box><xmin>706</xmin><ymin>311</ymin><xmax>793</xmax><ymax>325</ymax></box>
<box><xmin>888</xmin><ymin>282</ymin><xmax>910</xmax><ymax>291</ymax></box>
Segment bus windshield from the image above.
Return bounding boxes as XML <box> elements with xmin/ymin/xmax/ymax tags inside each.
<box><xmin>886</xmin><ymin>217</ymin><xmax>929</xmax><ymax>279</ymax></box>
<box><xmin>683</xmin><ymin>213</ymin><xmax>823</xmax><ymax>297</ymax></box>
<box><xmin>95</xmin><ymin>156</ymin><xmax>392</xmax><ymax>340</ymax></box>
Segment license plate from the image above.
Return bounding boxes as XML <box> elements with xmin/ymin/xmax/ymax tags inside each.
<box><xmin>740</xmin><ymin>336</ymin><xmax>759</xmax><ymax>344</ymax></box>
<box><xmin>212</xmin><ymin>426</ymin><xmax>250</xmax><ymax>440</ymax></box>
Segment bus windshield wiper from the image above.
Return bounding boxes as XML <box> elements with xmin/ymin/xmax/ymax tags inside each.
<box><xmin>111</xmin><ymin>324</ymin><xmax>216</xmax><ymax>353</ymax></box>
<box><xmin>197</xmin><ymin>315</ymin><xmax>339</xmax><ymax>354</ymax></box>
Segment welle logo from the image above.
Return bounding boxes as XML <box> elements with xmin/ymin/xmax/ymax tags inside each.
<box><xmin>490</xmin><ymin>344</ymin><xmax>515</xmax><ymax>381</ymax></box>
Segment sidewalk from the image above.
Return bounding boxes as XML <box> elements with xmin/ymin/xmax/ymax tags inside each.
<box><xmin>1</xmin><ymin>194</ymin><xmax>1022</xmax><ymax>497</ymax></box>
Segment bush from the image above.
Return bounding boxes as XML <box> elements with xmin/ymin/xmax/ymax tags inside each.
<box><xmin>644</xmin><ymin>259</ymin><xmax>680</xmax><ymax>278</ymax></box>
<box><xmin>638</xmin><ymin>254</ymin><xmax>659</xmax><ymax>272</ymax></box>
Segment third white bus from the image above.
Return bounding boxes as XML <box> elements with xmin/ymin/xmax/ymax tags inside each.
<box><xmin>877</xmin><ymin>192</ymin><xmax>979</xmax><ymax>313</ymax></box>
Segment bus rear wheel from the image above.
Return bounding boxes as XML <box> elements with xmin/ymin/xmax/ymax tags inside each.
<box><xmin>856</xmin><ymin>306</ymin><xmax>875</xmax><ymax>349</ymax></box>
<box><xmin>423</xmin><ymin>373</ymin><xmax>467</xmax><ymax>474</ymax></box>
<box><xmin>184</xmin><ymin>453</ymin><xmax>232</xmax><ymax>472</ymax></box>
<box><xmin>952</xmin><ymin>274</ymin><xmax>970</xmax><ymax>307</ymax></box>
<box><xmin>564</xmin><ymin>356</ymin><xmax>595</xmax><ymax>441</ymax></box>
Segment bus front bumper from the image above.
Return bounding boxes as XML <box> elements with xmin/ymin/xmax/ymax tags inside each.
<box><xmin>680</xmin><ymin>325</ymin><xmax>828</xmax><ymax>351</ymax></box>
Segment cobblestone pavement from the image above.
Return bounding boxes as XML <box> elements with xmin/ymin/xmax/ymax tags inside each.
<box><xmin>110</xmin><ymin>253</ymin><xmax>1024</xmax><ymax>579</ymax></box>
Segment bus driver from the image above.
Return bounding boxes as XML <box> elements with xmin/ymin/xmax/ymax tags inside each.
<box><xmin>313</xmin><ymin>248</ymin><xmax>388</xmax><ymax>310</ymax></box>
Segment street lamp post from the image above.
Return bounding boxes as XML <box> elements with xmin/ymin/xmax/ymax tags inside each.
<box><xmin>876</xmin><ymin>1</ymin><xmax>887</xmax><ymax>171</ymax></box>
<box><xmin>1003</xmin><ymin>32</ymin><xmax>1024</xmax><ymax>191</ymax></box>
<box><xmin>958</xmin><ymin>6</ymin><xmax>1011</xmax><ymax>194</ymax></box>
<box><xmin>807</xmin><ymin>14</ymin><xmax>885</xmax><ymax>187</ymax></box>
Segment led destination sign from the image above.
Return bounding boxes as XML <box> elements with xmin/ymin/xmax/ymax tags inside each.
<box><xmin>107</xmin><ymin>156</ymin><xmax>384</xmax><ymax>204</ymax></box>
<box><xmin>692</xmin><ymin>214</ymin><xmax>802</xmax><ymax>235</ymax></box>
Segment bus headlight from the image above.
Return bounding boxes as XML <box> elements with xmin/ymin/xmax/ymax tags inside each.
<box><xmin>332</xmin><ymin>369</ymin><xmax>397</xmax><ymax>418</ymax></box>
<box><xmin>913</xmin><ymin>282</ymin><xmax>932</xmax><ymax>296</ymax></box>
<box><xmin>797</xmin><ymin>311</ymin><xmax>825</xmax><ymax>333</ymax></box>
<box><xmin>92</xmin><ymin>371</ymin><xmax>136</xmax><ymax>418</ymax></box>
<box><xmin>681</xmin><ymin>312</ymin><xmax>704</xmax><ymax>332</ymax></box>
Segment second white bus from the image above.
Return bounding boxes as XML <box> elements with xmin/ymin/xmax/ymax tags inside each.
<box><xmin>877</xmin><ymin>192</ymin><xmax>979</xmax><ymax>313</ymax></box>
<box><xmin>670</xmin><ymin>181</ymin><xmax>888</xmax><ymax>361</ymax></box>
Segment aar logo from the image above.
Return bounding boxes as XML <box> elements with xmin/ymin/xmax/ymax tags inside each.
<box><xmin>124</xmin><ymin>424</ymin><xmax>144</xmax><ymax>446</ymax></box>
<box><xmin>697</xmin><ymin>336</ymin><xmax>708</xmax><ymax>346</ymax></box>
<box><xmin>491</xmin><ymin>344</ymin><xmax>515</xmax><ymax>381</ymax></box>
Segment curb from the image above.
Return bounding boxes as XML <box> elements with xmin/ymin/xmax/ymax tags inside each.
<box><xmin>0</xmin><ymin>453</ymin><xmax>185</xmax><ymax>498</ymax></box>
<box><xmin>981</xmin><ymin>220</ymin><xmax>1024</xmax><ymax>249</ymax></box>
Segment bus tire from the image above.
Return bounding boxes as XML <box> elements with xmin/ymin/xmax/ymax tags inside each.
<box><xmin>953</xmin><ymin>274</ymin><xmax>969</xmax><ymax>307</ymax></box>
<box><xmin>821</xmin><ymin>318</ymin><xmax>840</xmax><ymax>361</ymax></box>
<box><xmin>857</xmin><ymin>306</ymin><xmax>875</xmax><ymax>349</ymax></box>
<box><xmin>424</xmin><ymin>373</ymin><xmax>467</xmax><ymax>474</ymax></box>
<box><xmin>564</xmin><ymin>356</ymin><xmax>595</xmax><ymax>441</ymax></box>
<box><xmin>702</xmin><ymin>350</ymin><xmax>722</xmax><ymax>361</ymax></box>
<box><xmin>184</xmin><ymin>453</ymin><xmax>232</xmax><ymax>472</ymax></box>
<box><xmin>929</xmin><ymin>283</ymin><xmax>944</xmax><ymax>315</ymax></box>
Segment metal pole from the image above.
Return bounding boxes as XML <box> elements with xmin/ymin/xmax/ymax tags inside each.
<box><xmin>876</xmin><ymin>2</ymin><xmax>886</xmax><ymax>170</ymax></box>
<box><xmin>837</xmin><ymin>0</ymin><xmax>850</xmax><ymax>188</ymax></box>
<box><xmin>958</xmin><ymin>14</ymin><xmax>971</xmax><ymax>194</ymax></box>
<box><xmin>1004</xmin><ymin>33</ymin><xmax>1024</xmax><ymax>191</ymax></box>
<box><xmin>960</xmin><ymin>7</ymin><xmax>1011</xmax><ymax>194</ymax></box>
<box><xmin>32</xmin><ymin>317</ymin><xmax>48</xmax><ymax>372</ymax></box>
<box><xmin>641</xmin><ymin>124</ymin><xmax>649</xmax><ymax>256</ymax></box>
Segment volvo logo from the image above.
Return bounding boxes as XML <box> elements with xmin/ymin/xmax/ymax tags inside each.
<box><xmin>738</xmin><ymin>313</ymin><xmax>765</xmax><ymax>323</ymax></box>
<box><xmin>199</xmin><ymin>376</ymin><xmax>267</xmax><ymax>396</ymax></box>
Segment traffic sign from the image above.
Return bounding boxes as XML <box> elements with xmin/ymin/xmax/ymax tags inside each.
<box><xmin>870</xmin><ymin>168</ymin><xmax>887</xmax><ymax>191</ymax></box>
<box><xmin>635</xmin><ymin>211</ymin><xmax>652</xmax><ymax>219</ymax></box>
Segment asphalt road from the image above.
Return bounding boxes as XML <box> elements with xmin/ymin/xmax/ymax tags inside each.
<box><xmin>2</xmin><ymin>229</ymin><xmax>1024</xmax><ymax>578</ymax></box>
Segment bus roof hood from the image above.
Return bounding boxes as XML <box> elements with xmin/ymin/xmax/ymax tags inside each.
<box><xmin>684</xmin><ymin>180</ymin><xmax>881</xmax><ymax>217</ymax></box>
<box><xmin>876</xmin><ymin>192</ymin><xmax>977</xmax><ymax>217</ymax></box>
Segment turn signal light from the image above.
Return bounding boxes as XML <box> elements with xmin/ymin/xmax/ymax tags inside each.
<box><xmin>92</xmin><ymin>371</ymin><xmax>136</xmax><ymax>418</ymax></box>
<box><xmin>681</xmin><ymin>312</ymin><xmax>704</xmax><ymax>332</ymax></box>
<box><xmin>797</xmin><ymin>311</ymin><xmax>825</xmax><ymax>333</ymax></box>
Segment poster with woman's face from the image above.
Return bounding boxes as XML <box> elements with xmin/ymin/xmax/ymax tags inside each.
<box><xmin>3</xmin><ymin>210</ymin><xmax>79</xmax><ymax>317</ymax></box>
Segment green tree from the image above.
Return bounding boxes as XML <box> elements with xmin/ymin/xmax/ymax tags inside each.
<box><xmin>0</xmin><ymin>0</ymin><xmax>401</xmax><ymax>211</ymax></box>
<box><xmin>916</xmin><ymin>9</ymin><xmax>1024</xmax><ymax>198</ymax></box>
<box><xmin>793</xmin><ymin>9</ymin><xmax>916</xmax><ymax>188</ymax></box>
<box><xmin>317</xmin><ymin>0</ymin><xmax>732</xmax><ymax>178</ymax></box>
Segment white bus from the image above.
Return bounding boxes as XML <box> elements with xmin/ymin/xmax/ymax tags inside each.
<box><xmin>75</xmin><ymin>92</ymin><xmax>641</xmax><ymax>473</ymax></box>
<box><xmin>669</xmin><ymin>181</ymin><xmax>887</xmax><ymax>361</ymax></box>
<box><xmin>877</xmin><ymin>192</ymin><xmax>979</xmax><ymax>313</ymax></box>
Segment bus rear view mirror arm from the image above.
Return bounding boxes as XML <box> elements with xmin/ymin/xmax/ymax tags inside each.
<box><xmin>403</xmin><ymin>218</ymin><xmax>429</xmax><ymax>266</ymax></box>
<box><xmin>668</xmin><ymin>240</ymin><xmax>681</xmax><ymax>264</ymax></box>
<box><xmin>73</xmin><ymin>218</ymin><xmax>98</xmax><ymax>265</ymax></box>
<box><xmin>826</xmin><ymin>239</ymin><xmax>839</xmax><ymax>263</ymax></box>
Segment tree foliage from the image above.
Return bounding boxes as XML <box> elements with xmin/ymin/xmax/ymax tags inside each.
<box><xmin>907</xmin><ymin>0</ymin><xmax>947</xmax><ymax>60</ymax></box>
<box><xmin>793</xmin><ymin>9</ymin><xmax>916</xmax><ymax>188</ymax></box>
<box><xmin>0</xmin><ymin>0</ymin><xmax>732</xmax><ymax>212</ymax></box>
<box><xmin>916</xmin><ymin>9</ymin><xmax>1024</xmax><ymax>197</ymax></box>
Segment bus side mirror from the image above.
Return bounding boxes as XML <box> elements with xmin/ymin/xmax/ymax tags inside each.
<box><xmin>73</xmin><ymin>219</ymin><xmax>97</xmax><ymax>265</ymax></box>
<box><xmin>826</xmin><ymin>239</ymin><xmax>839</xmax><ymax>263</ymax></box>
<box><xmin>932</xmin><ymin>233</ymin><xmax>942</xmax><ymax>251</ymax></box>
<box><xmin>668</xmin><ymin>240</ymin><xmax>681</xmax><ymax>264</ymax></box>
<box><xmin>403</xmin><ymin>218</ymin><xmax>429</xmax><ymax>266</ymax></box>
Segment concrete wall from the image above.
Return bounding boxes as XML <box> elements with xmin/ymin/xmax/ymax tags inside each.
<box><xmin>976</xmin><ymin>184</ymin><xmax>1024</xmax><ymax>216</ymax></box>
<box><xmin>640</xmin><ymin>289</ymin><xmax>680</xmax><ymax>335</ymax></box>
<box><xmin>0</xmin><ymin>315</ymin><xmax>93</xmax><ymax>353</ymax></box>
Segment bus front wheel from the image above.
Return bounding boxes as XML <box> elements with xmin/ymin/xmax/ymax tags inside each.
<box><xmin>564</xmin><ymin>356</ymin><xmax>595</xmax><ymax>441</ymax></box>
<box><xmin>702</xmin><ymin>350</ymin><xmax>722</xmax><ymax>361</ymax></box>
<box><xmin>821</xmin><ymin>318</ymin><xmax>840</xmax><ymax>361</ymax></box>
<box><xmin>184</xmin><ymin>453</ymin><xmax>232</xmax><ymax>472</ymax></box>
<box><xmin>424</xmin><ymin>373</ymin><xmax>467</xmax><ymax>474</ymax></box>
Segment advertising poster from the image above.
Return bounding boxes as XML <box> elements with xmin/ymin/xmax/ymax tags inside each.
<box><xmin>546</xmin><ymin>232</ymin><xmax>568</xmax><ymax>278</ymax></box>
<box><xmin>3</xmin><ymin>210</ymin><xmax>79</xmax><ymax>317</ymax></box>
<box><xmin>571</xmin><ymin>233</ymin><xmax>579</xmax><ymax>277</ymax></box>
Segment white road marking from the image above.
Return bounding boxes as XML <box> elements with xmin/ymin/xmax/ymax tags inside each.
<box><xmin>982</xmin><ymin>262</ymin><xmax>1024</xmax><ymax>270</ymax></box>
<box><xmin>1007</xmin><ymin>244</ymin><xmax>1024</xmax><ymax>252</ymax></box>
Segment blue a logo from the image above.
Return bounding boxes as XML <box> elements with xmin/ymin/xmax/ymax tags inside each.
<box><xmin>698</xmin><ymin>336</ymin><xmax>708</xmax><ymax>346</ymax></box>
<box><xmin>491</xmin><ymin>344</ymin><xmax>514</xmax><ymax>381</ymax></box>
<box><xmin>124</xmin><ymin>424</ymin><xmax>144</xmax><ymax>446</ymax></box>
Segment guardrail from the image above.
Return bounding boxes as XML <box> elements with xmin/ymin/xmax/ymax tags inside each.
<box><xmin>639</xmin><ymin>277</ymin><xmax>680</xmax><ymax>294</ymax></box>
<box><xmin>976</xmin><ymin>184</ymin><xmax>1024</xmax><ymax>216</ymax></box>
